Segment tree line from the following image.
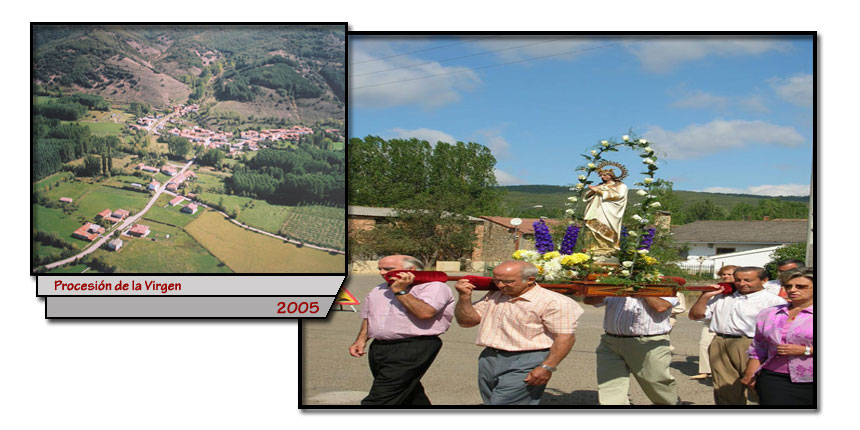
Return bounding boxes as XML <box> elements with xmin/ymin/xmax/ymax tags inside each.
<box><xmin>348</xmin><ymin>136</ymin><xmax>503</xmax><ymax>266</ymax></box>
<box><xmin>226</xmin><ymin>147</ymin><xmax>344</xmax><ymax>205</ymax></box>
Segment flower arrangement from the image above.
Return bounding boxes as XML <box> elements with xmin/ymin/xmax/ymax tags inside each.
<box><xmin>512</xmin><ymin>133</ymin><xmax>670</xmax><ymax>289</ymax></box>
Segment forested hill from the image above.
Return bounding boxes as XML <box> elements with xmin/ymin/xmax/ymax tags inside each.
<box><xmin>501</xmin><ymin>184</ymin><xmax>810</xmax><ymax>225</ymax></box>
<box><xmin>32</xmin><ymin>25</ymin><xmax>344</xmax><ymax>121</ymax></box>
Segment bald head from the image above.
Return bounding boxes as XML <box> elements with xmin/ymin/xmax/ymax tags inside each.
<box><xmin>492</xmin><ymin>261</ymin><xmax>538</xmax><ymax>297</ymax></box>
<box><xmin>377</xmin><ymin>254</ymin><xmax>423</xmax><ymax>278</ymax></box>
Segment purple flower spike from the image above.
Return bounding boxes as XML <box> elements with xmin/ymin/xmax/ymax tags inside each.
<box><xmin>533</xmin><ymin>220</ymin><xmax>555</xmax><ymax>254</ymax></box>
<box><xmin>638</xmin><ymin>227</ymin><xmax>656</xmax><ymax>250</ymax></box>
<box><xmin>560</xmin><ymin>225</ymin><xmax>580</xmax><ymax>255</ymax></box>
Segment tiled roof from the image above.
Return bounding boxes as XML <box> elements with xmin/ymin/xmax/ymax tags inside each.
<box><xmin>670</xmin><ymin>219</ymin><xmax>808</xmax><ymax>244</ymax></box>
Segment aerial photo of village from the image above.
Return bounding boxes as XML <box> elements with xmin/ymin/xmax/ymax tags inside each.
<box><xmin>32</xmin><ymin>24</ymin><xmax>345</xmax><ymax>274</ymax></box>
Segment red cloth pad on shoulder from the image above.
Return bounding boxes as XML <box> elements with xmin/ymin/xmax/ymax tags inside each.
<box><xmin>382</xmin><ymin>270</ymin><xmax>450</xmax><ymax>285</ymax></box>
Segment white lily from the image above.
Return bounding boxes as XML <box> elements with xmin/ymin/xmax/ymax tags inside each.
<box><xmin>622</xmin><ymin>135</ymin><xmax>629</xmax><ymax>141</ymax></box>
<box><xmin>636</xmin><ymin>190</ymin><xmax>647</xmax><ymax>196</ymax></box>
<box><xmin>622</xmin><ymin>261</ymin><xmax>634</xmax><ymax>268</ymax></box>
<box><xmin>643</xmin><ymin>158</ymin><xmax>654</xmax><ymax>165</ymax></box>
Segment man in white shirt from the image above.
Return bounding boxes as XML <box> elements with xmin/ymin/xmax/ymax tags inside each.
<box><xmin>585</xmin><ymin>295</ymin><xmax>680</xmax><ymax>405</ymax></box>
<box><xmin>762</xmin><ymin>259</ymin><xmax>804</xmax><ymax>297</ymax></box>
<box><xmin>689</xmin><ymin>266</ymin><xmax>786</xmax><ymax>405</ymax></box>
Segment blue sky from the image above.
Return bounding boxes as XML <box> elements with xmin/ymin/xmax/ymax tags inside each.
<box><xmin>350</xmin><ymin>35</ymin><xmax>813</xmax><ymax>196</ymax></box>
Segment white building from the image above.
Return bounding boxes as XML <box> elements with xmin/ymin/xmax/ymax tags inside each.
<box><xmin>670</xmin><ymin>218</ymin><xmax>807</xmax><ymax>276</ymax></box>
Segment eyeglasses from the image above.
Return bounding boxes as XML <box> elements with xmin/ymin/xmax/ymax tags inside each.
<box><xmin>783</xmin><ymin>284</ymin><xmax>812</xmax><ymax>290</ymax></box>
<box><xmin>493</xmin><ymin>278</ymin><xmax>520</xmax><ymax>286</ymax></box>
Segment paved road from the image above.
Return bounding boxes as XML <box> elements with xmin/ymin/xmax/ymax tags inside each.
<box><xmin>43</xmin><ymin>159</ymin><xmax>194</xmax><ymax>270</ymax></box>
<box><xmin>302</xmin><ymin>273</ymin><xmax>719</xmax><ymax>406</ymax></box>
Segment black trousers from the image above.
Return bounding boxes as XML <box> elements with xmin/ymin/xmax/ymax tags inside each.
<box><xmin>756</xmin><ymin>369</ymin><xmax>815</xmax><ymax>406</ymax></box>
<box><xmin>362</xmin><ymin>336</ymin><xmax>443</xmax><ymax>406</ymax></box>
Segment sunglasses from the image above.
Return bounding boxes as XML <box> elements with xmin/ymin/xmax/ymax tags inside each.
<box><xmin>783</xmin><ymin>284</ymin><xmax>812</xmax><ymax>290</ymax></box>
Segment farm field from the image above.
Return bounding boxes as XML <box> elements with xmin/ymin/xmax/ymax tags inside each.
<box><xmin>196</xmin><ymin>192</ymin><xmax>293</xmax><ymax>234</ymax></box>
<box><xmin>76</xmin><ymin>121</ymin><xmax>125</xmax><ymax>136</ymax></box>
<box><xmin>279</xmin><ymin>204</ymin><xmax>345</xmax><ymax>251</ymax></box>
<box><xmin>93</xmin><ymin>220</ymin><xmax>232</xmax><ymax>273</ymax></box>
<box><xmin>142</xmin><ymin>194</ymin><xmax>201</xmax><ymax>228</ymax></box>
<box><xmin>33</xmin><ymin>204</ymin><xmax>94</xmax><ymax>247</ymax></box>
<box><xmin>185</xmin><ymin>211</ymin><xmax>344</xmax><ymax>273</ymax></box>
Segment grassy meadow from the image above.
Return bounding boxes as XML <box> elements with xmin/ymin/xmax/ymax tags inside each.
<box><xmin>93</xmin><ymin>220</ymin><xmax>232</xmax><ymax>273</ymax></box>
<box><xmin>184</xmin><ymin>211</ymin><xmax>344</xmax><ymax>273</ymax></box>
<box><xmin>142</xmin><ymin>194</ymin><xmax>201</xmax><ymax>228</ymax></box>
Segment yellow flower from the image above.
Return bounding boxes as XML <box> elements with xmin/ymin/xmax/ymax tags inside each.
<box><xmin>543</xmin><ymin>251</ymin><xmax>561</xmax><ymax>260</ymax></box>
<box><xmin>560</xmin><ymin>253</ymin><xmax>590</xmax><ymax>266</ymax></box>
<box><xmin>643</xmin><ymin>256</ymin><xmax>658</xmax><ymax>265</ymax></box>
<box><xmin>513</xmin><ymin>249</ymin><xmax>526</xmax><ymax>260</ymax></box>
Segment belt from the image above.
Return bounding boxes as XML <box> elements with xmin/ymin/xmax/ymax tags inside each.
<box><xmin>605</xmin><ymin>332</ymin><xmax>668</xmax><ymax>338</ymax></box>
<box><xmin>372</xmin><ymin>335</ymin><xmax>440</xmax><ymax>345</ymax></box>
<box><xmin>715</xmin><ymin>333</ymin><xmax>746</xmax><ymax>339</ymax></box>
<box><xmin>484</xmin><ymin>346</ymin><xmax>550</xmax><ymax>354</ymax></box>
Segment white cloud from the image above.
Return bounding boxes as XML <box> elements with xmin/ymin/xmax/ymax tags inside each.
<box><xmin>388</xmin><ymin>128</ymin><xmax>456</xmax><ymax>145</ymax></box>
<box><xmin>769</xmin><ymin>74</ymin><xmax>813</xmax><ymax>106</ymax></box>
<box><xmin>471</xmin><ymin>37</ymin><xmax>596</xmax><ymax>62</ymax></box>
<box><xmin>627</xmin><ymin>38</ymin><xmax>790</xmax><ymax>73</ymax></box>
<box><xmin>471</xmin><ymin>128</ymin><xmax>511</xmax><ymax>159</ymax></box>
<box><xmin>350</xmin><ymin>41</ymin><xmax>481</xmax><ymax>109</ymax></box>
<box><xmin>494</xmin><ymin>169</ymin><xmax>523</xmax><ymax>185</ymax></box>
<box><xmin>644</xmin><ymin>119</ymin><xmax>805</xmax><ymax>160</ymax></box>
<box><xmin>702</xmin><ymin>184</ymin><xmax>810</xmax><ymax>197</ymax></box>
<box><xmin>670</xmin><ymin>90</ymin><xmax>729</xmax><ymax>110</ymax></box>
<box><xmin>737</xmin><ymin>95</ymin><xmax>770</xmax><ymax>113</ymax></box>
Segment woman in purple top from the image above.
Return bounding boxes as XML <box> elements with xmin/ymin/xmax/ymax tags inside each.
<box><xmin>741</xmin><ymin>267</ymin><xmax>814</xmax><ymax>406</ymax></box>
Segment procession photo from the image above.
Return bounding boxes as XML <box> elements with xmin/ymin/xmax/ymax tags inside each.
<box><xmin>301</xmin><ymin>33</ymin><xmax>814</xmax><ymax>408</ymax></box>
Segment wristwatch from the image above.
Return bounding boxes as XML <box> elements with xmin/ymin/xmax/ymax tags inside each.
<box><xmin>803</xmin><ymin>346</ymin><xmax>811</xmax><ymax>356</ymax></box>
<box><xmin>540</xmin><ymin>364</ymin><xmax>557</xmax><ymax>373</ymax></box>
<box><xmin>394</xmin><ymin>290</ymin><xmax>410</xmax><ymax>296</ymax></box>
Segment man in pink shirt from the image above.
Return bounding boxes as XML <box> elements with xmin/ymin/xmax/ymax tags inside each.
<box><xmin>455</xmin><ymin>260</ymin><xmax>583</xmax><ymax>405</ymax></box>
<box><xmin>348</xmin><ymin>254</ymin><xmax>454</xmax><ymax>405</ymax></box>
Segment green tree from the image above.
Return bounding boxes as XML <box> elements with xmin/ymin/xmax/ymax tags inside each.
<box><xmin>81</xmin><ymin>155</ymin><xmax>102</xmax><ymax>177</ymax></box>
<box><xmin>764</xmin><ymin>242</ymin><xmax>807</xmax><ymax>280</ymax></box>
<box><xmin>348</xmin><ymin>136</ymin><xmax>503</xmax><ymax>266</ymax></box>
<box><xmin>166</xmin><ymin>136</ymin><xmax>192</xmax><ymax>159</ymax></box>
<box><xmin>682</xmin><ymin>199</ymin><xmax>726</xmax><ymax>222</ymax></box>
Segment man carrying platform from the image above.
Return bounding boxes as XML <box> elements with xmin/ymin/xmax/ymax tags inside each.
<box><xmin>454</xmin><ymin>260</ymin><xmax>583</xmax><ymax>405</ymax></box>
<box><xmin>348</xmin><ymin>254</ymin><xmax>455</xmax><ymax>405</ymax></box>
<box><xmin>584</xmin><ymin>294</ymin><xmax>681</xmax><ymax>405</ymax></box>
<box><xmin>689</xmin><ymin>266</ymin><xmax>787</xmax><ymax>405</ymax></box>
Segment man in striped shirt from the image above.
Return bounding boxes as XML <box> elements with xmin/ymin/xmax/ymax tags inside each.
<box><xmin>454</xmin><ymin>260</ymin><xmax>583</xmax><ymax>405</ymax></box>
<box><xmin>584</xmin><ymin>294</ymin><xmax>680</xmax><ymax>405</ymax></box>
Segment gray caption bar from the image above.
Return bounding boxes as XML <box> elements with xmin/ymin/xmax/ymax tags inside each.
<box><xmin>46</xmin><ymin>296</ymin><xmax>337</xmax><ymax>318</ymax></box>
<box><xmin>38</xmin><ymin>275</ymin><xmax>344</xmax><ymax>296</ymax></box>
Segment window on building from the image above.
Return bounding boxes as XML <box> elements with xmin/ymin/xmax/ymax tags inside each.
<box><xmin>715</xmin><ymin>247</ymin><xmax>736</xmax><ymax>255</ymax></box>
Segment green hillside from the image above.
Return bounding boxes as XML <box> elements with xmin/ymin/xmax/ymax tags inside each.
<box><xmin>32</xmin><ymin>25</ymin><xmax>344</xmax><ymax>121</ymax></box>
<box><xmin>500</xmin><ymin>184</ymin><xmax>809</xmax><ymax>224</ymax></box>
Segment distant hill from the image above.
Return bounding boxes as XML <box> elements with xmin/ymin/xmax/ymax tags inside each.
<box><xmin>32</xmin><ymin>25</ymin><xmax>344</xmax><ymax>122</ymax></box>
<box><xmin>500</xmin><ymin>184</ymin><xmax>809</xmax><ymax>222</ymax></box>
